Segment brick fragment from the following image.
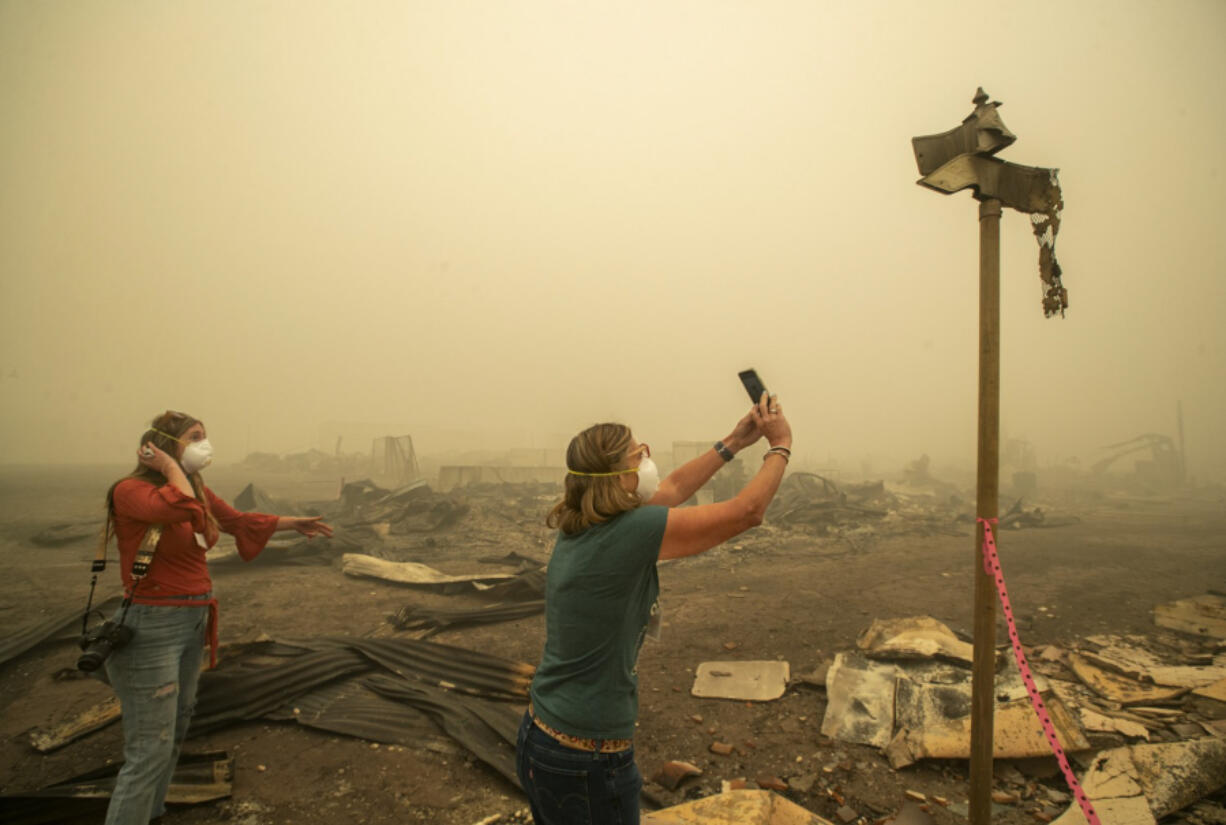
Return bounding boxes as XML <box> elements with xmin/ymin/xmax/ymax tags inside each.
<box><xmin>651</xmin><ymin>760</ymin><xmax>703</xmax><ymax>791</ymax></box>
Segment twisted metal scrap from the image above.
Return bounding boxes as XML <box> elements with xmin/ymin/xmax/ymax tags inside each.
<box><xmin>913</xmin><ymin>88</ymin><xmax>1068</xmax><ymax>318</ymax></box>
<box><xmin>1030</xmin><ymin>180</ymin><xmax>1067</xmax><ymax>317</ymax></box>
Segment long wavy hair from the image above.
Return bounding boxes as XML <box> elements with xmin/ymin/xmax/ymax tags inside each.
<box><xmin>547</xmin><ymin>423</ymin><xmax>642</xmax><ymax>536</ymax></box>
<box><xmin>104</xmin><ymin>410</ymin><xmax>219</xmax><ymax>541</ymax></box>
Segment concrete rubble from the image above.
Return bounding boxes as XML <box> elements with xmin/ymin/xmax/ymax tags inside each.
<box><xmin>764</xmin><ymin>465</ymin><xmax>1079</xmax><ymax>541</ymax></box>
<box><xmin>642</xmin><ymin>789</ymin><xmax>835</xmax><ymax>824</ymax></box>
<box><xmin>821</xmin><ymin>639</ymin><xmax>1088</xmax><ymax>764</ymax></box>
<box><xmin>9</xmin><ymin>468</ymin><xmax>1222</xmax><ymax>823</ymax></box>
<box><xmin>335</xmin><ymin>478</ymin><xmax>470</xmax><ymax>534</ymax></box>
<box><xmin>1050</xmin><ymin>739</ymin><xmax>1226</xmax><ymax>825</ymax></box>
<box><xmin>819</xmin><ymin>612</ymin><xmax>1226</xmax><ymax>821</ymax></box>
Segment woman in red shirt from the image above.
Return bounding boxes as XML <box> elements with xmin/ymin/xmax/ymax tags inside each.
<box><xmin>101</xmin><ymin>410</ymin><xmax>331</xmax><ymax>825</ymax></box>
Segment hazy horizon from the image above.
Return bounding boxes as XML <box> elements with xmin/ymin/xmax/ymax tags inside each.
<box><xmin>3</xmin><ymin>2</ymin><xmax>1224</xmax><ymax>481</ymax></box>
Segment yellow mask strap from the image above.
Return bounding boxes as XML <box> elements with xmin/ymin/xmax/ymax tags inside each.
<box><xmin>567</xmin><ymin>446</ymin><xmax>647</xmax><ymax>477</ymax></box>
<box><xmin>152</xmin><ymin>428</ymin><xmax>186</xmax><ymax>444</ymax></box>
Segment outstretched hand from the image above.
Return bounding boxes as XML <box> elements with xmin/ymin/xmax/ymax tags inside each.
<box><xmin>286</xmin><ymin>516</ymin><xmax>334</xmax><ymax>539</ymax></box>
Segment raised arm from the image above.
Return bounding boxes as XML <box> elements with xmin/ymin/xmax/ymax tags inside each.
<box><xmin>658</xmin><ymin>393</ymin><xmax>792</xmax><ymax>560</ymax></box>
<box><xmin>648</xmin><ymin>407</ymin><xmax>762</xmax><ymax>507</ymax></box>
<box><xmin>111</xmin><ymin>477</ymin><xmax>207</xmax><ymax>528</ymax></box>
<box><xmin>203</xmin><ymin>491</ymin><xmax>332</xmax><ymax>540</ymax></box>
<box><xmin>136</xmin><ymin>441</ymin><xmax>194</xmax><ymax>499</ymax></box>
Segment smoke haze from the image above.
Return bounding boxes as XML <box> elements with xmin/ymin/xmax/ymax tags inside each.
<box><xmin>2</xmin><ymin>1</ymin><xmax>1223</xmax><ymax>479</ymax></box>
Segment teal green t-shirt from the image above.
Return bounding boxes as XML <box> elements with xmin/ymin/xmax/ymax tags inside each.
<box><xmin>529</xmin><ymin>505</ymin><xmax>668</xmax><ymax>740</ymax></box>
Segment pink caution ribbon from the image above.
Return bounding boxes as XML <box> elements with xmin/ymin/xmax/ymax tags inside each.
<box><xmin>978</xmin><ymin>517</ymin><xmax>1101</xmax><ymax>825</ymax></box>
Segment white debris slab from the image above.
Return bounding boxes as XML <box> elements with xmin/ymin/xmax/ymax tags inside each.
<box><xmin>855</xmin><ymin>616</ymin><xmax>973</xmax><ymax>665</ymax></box>
<box><xmin>691</xmin><ymin>661</ymin><xmax>790</xmax><ymax>702</ymax></box>
<box><xmin>820</xmin><ymin>652</ymin><xmax>900</xmax><ymax>748</ymax></box>
<box><xmin>341</xmin><ymin>554</ymin><xmax>516</xmax><ymax>586</ymax></box>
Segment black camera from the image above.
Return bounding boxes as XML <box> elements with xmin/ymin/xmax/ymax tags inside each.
<box><xmin>77</xmin><ymin>621</ymin><xmax>134</xmax><ymax>672</ymax></box>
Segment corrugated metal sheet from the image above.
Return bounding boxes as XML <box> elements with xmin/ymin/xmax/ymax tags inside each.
<box><xmin>1</xmin><ymin>751</ymin><xmax>232</xmax><ymax>825</ymax></box>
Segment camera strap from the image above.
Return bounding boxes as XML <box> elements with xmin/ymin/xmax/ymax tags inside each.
<box><xmin>82</xmin><ymin>523</ymin><xmax>163</xmax><ymax>635</ymax></box>
<box><xmin>81</xmin><ymin>521</ymin><xmax>112</xmax><ymax>637</ymax></box>
<box><xmin>129</xmin><ymin>525</ymin><xmax>162</xmax><ymax>581</ymax></box>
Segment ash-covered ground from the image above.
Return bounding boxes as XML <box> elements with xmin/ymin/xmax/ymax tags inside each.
<box><xmin>1</xmin><ymin>463</ymin><xmax>1223</xmax><ymax>825</ymax></box>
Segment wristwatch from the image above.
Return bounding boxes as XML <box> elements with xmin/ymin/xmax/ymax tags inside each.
<box><xmin>713</xmin><ymin>441</ymin><xmax>734</xmax><ymax>462</ymax></box>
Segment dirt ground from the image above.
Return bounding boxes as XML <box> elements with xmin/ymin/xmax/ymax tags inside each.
<box><xmin>1</xmin><ymin>464</ymin><xmax>1224</xmax><ymax>824</ymax></box>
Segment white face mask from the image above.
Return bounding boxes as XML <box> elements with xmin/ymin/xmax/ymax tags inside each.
<box><xmin>634</xmin><ymin>456</ymin><xmax>660</xmax><ymax>502</ymax></box>
<box><xmin>180</xmin><ymin>439</ymin><xmax>214</xmax><ymax>473</ymax></box>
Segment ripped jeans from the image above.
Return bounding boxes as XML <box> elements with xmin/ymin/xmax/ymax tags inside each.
<box><xmin>103</xmin><ymin>597</ymin><xmax>209</xmax><ymax>825</ymax></box>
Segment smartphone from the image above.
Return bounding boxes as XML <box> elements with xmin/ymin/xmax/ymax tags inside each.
<box><xmin>738</xmin><ymin>369</ymin><xmax>769</xmax><ymax>405</ymax></box>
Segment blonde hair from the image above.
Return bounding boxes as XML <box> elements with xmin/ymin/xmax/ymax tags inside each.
<box><xmin>547</xmin><ymin>423</ymin><xmax>642</xmax><ymax>535</ymax></box>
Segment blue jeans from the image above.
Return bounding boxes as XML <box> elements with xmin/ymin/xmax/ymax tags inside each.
<box><xmin>515</xmin><ymin>711</ymin><xmax>642</xmax><ymax>825</ymax></box>
<box><xmin>103</xmin><ymin>597</ymin><xmax>209</xmax><ymax>825</ymax></box>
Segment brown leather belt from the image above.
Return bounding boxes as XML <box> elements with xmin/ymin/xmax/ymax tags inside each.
<box><xmin>529</xmin><ymin>706</ymin><xmax>632</xmax><ymax>753</ymax></box>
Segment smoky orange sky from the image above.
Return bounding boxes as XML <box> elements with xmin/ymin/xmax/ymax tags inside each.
<box><xmin>2</xmin><ymin>1</ymin><xmax>1223</xmax><ymax>479</ymax></box>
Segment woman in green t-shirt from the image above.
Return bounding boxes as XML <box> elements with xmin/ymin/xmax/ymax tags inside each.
<box><xmin>518</xmin><ymin>392</ymin><xmax>793</xmax><ymax>824</ymax></box>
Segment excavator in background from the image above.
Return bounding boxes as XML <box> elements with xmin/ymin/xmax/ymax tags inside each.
<box><xmin>1091</xmin><ymin>433</ymin><xmax>1185</xmax><ymax>490</ymax></box>
<box><xmin>1090</xmin><ymin>403</ymin><xmax>1189</xmax><ymax>492</ymax></box>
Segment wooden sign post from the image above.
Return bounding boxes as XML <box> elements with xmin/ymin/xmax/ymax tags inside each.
<box><xmin>911</xmin><ymin>88</ymin><xmax>1066</xmax><ymax>825</ymax></box>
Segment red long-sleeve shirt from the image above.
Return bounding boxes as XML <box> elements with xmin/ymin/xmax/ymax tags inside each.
<box><xmin>111</xmin><ymin>478</ymin><xmax>279</xmax><ymax>597</ymax></box>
